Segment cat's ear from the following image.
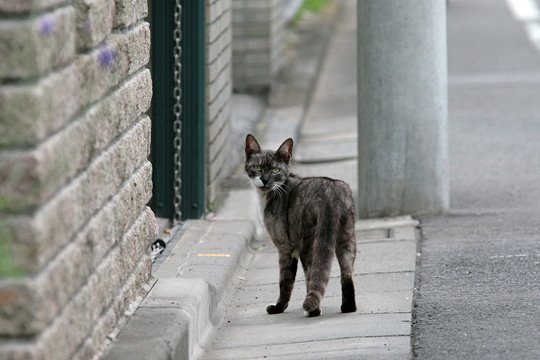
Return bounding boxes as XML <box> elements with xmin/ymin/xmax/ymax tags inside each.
<box><xmin>245</xmin><ymin>134</ymin><xmax>261</xmax><ymax>159</ymax></box>
<box><xmin>276</xmin><ymin>138</ymin><xmax>294</xmax><ymax>163</ymax></box>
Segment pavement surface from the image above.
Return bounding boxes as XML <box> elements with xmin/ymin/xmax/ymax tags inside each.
<box><xmin>200</xmin><ymin>1</ymin><xmax>418</xmax><ymax>359</ymax></box>
<box><xmin>200</xmin><ymin>218</ymin><xmax>418</xmax><ymax>360</ymax></box>
<box><xmin>412</xmin><ymin>0</ymin><xmax>540</xmax><ymax>359</ymax></box>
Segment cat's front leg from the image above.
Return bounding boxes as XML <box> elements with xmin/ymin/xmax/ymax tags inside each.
<box><xmin>266</xmin><ymin>254</ymin><xmax>298</xmax><ymax>314</ymax></box>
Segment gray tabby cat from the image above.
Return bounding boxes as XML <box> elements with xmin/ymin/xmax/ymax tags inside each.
<box><xmin>244</xmin><ymin>134</ymin><xmax>357</xmax><ymax>317</ymax></box>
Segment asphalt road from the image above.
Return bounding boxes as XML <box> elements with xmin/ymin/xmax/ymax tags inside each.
<box><xmin>412</xmin><ymin>0</ymin><xmax>540</xmax><ymax>359</ymax></box>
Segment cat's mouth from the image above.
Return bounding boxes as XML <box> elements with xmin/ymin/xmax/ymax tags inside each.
<box><xmin>251</xmin><ymin>179</ymin><xmax>271</xmax><ymax>191</ymax></box>
<box><xmin>255</xmin><ymin>182</ymin><xmax>275</xmax><ymax>192</ymax></box>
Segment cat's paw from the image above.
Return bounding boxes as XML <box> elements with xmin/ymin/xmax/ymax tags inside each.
<box><xmin>341</xmin><ymin>302</ymin><xmax>357</xmax><ymax>313</ymax></box>
<box><xmin>266</xmin><ymin>303</ymin><xmax>286</xmax><ymax>314</ymax></box>
<box><xmin>303</xmin><ymin>308</ymin><xmax>322</xmax><ymax>317</ymax></box>
<box><xmin>302</xmin><ymin>291</ymin><xmax>321</xmax><ymax>313</ymax></box>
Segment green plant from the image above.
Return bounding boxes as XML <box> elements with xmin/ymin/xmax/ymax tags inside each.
<box><xmin>293</xmin><ymin>0</ymin><xmax>331</xmax><ymax>25</ymax></box>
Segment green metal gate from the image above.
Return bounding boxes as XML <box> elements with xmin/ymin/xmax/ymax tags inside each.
<box><xmin>150</xmin><ymin>0</ymin><xmax>206</xmax><ymax>222</ymax></box>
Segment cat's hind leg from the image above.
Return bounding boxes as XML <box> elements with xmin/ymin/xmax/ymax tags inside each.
<box><xmin>302</xmin><ymin>244</ymin><xmax>334</xmax><ymax>317</ymax></box>
<box><xmin>267</xmin><ymin>254</ymin><xmax>298</xmax><ymax>314</ymax></box>
<box><xmin>336</xmin><ymin>228</ymin><xmax>357</xmax><ymax>313</ymax></box>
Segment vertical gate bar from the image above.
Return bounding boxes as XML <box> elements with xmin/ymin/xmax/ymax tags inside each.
<box><xmin>150</xmin><ymin>0</ymin><xmax>177</xmax><ymax>219</ymax></box>
<box><xmin>180</xmin><ymin>0</ymin><xmax>206</xmax><ymax>220</ymax></box>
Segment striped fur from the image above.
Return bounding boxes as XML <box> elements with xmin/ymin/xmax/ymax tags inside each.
<box><xmin>245</xmin><ymin>134</ymin><xmax>357</xmax><ymax>317</ymax></box>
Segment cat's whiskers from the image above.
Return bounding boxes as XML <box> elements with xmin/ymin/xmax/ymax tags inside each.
<box><xmin>242</xmin><ymin>176</ymin><xmax>252</xmax><ymax>186</ymax></box>
<box><xmin>270</xmin><ymin>182</ymin><xmax>280</xmax><ymax>199</ymax></box>
<box><xmin>272</xmin><ymin>182</ymin><xmax>286</xmax><ymax>200</ymax></box>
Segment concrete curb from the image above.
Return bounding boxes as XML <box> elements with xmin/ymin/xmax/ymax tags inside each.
<box><xmin>103</xmin><ymin>190</ymin><xmax>260</xmax><ymax>360</ymax></box>
<box><xmin>102</xmin><ymin>279</ymin><xmax>208</xmax><ymax>360</ymax></box>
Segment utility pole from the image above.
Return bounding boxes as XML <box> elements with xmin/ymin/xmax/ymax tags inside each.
<box><xmin>357</xmin><ymin>0</ymin><xmax>449</xmax><ymax>218</ymax></box>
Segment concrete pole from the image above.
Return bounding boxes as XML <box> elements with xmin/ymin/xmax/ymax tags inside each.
<box><xmin>357</xmin><ymin>0</ymin><xmax>449</xmax><ymax>218</ymax></box>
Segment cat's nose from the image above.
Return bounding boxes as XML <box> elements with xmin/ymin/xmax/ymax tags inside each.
<box><xmin>261</xmin><ymin>176</ymin><xmax>269</xmax><ymax>185</ymax></box>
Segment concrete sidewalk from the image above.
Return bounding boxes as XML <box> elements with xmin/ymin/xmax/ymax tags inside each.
<box><xmin>201</xmin><ymin>1</ymin><xmax>419</xmax><ymax>359</ymax></box>
<box><xmin>104</xmin><ymin>1</ymin><xmax>419</xmax><ymax>359</ymax></box>
<box><xmin>200</xmin><ymin>217</ymin><xmax>418</xmax><ymax>360</ymax></box>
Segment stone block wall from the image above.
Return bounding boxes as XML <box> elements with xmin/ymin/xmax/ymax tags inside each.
<box><xmin>0</xmin><ymin>0</ymin><xmax>158</xmax><ymax>359</ymax></box>
<box><xmin>231</xmin><ymin>0</ymin><xmax>286</xmax><ymax>91</ymax></box>
<box><xmin>207</xmin><ymin>0</ymin><xmax>233</xmax><ymax>205</ymax></box>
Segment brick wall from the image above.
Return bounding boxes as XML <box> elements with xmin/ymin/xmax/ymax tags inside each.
<box><xmin>0</xmin><ymin>0</ymin><xmax>157</xmax><ymax>359</ymax></box>
<box><xmin>207</xmin><ymin>0</ymin><xmax>233</xmax><ymax>205</ymax></box>
<box><xmin>231</xmin><ymin>0</ymin><xmax>286</xmax><ymax>91</ymax></box>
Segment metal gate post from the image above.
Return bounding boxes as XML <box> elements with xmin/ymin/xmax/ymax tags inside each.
<box><xmin>180</xmin><ymin>0</ymin><xmax>206</xmax><ymax>220</ymax></box>
<box><xmin>150</xmin><ymin>0</ymin><xmax>178</xmax><ymax>220</ymax></box>
<box><xmin>150</xmin><ymin>0</ymin><xmax>206</xmax><ymax>221</ymax></box>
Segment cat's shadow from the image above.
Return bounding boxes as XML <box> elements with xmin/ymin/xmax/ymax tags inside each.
<box><xmin>262</xmin><ymin>306</ymin><xmax>353</xmax><ymax>323</ymax></box>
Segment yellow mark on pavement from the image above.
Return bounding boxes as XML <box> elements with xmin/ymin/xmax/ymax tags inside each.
<box><xmin>196</xmin><ymin>253</ymin><xmax>231</xmax><ymax>257</ymax></box>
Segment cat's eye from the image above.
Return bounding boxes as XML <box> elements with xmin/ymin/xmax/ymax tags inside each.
<box><xmin>271</xmin><ymin>167</ymin><xmax>280</xmax><ymax>174</ymax></box>
<box><xmin>253</xmin><ymin>165</ymin><xmax>262</xmax><ymax>172</ymax></box>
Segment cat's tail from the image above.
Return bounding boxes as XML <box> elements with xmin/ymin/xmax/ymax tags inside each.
<box><xmin>303</xmin><ymin>203</ymin><xmax>338</xmax><ymax>316</ymax></box>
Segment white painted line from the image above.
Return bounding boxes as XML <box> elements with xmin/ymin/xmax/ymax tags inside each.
<box><xmin>490</xmin><ymin>253</ymin><xmax>540</xmax><ymax>259</ymax></box>
<box><xmin>506</xmin><ymin>0</ymin><xmax>540</xmax><ymax>21</ymax></box>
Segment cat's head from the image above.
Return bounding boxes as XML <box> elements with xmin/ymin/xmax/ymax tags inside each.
<box><xmin>244</xmin><ymin>134</ymin><xmax>293</xmax><ymax>193</ymax></box>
